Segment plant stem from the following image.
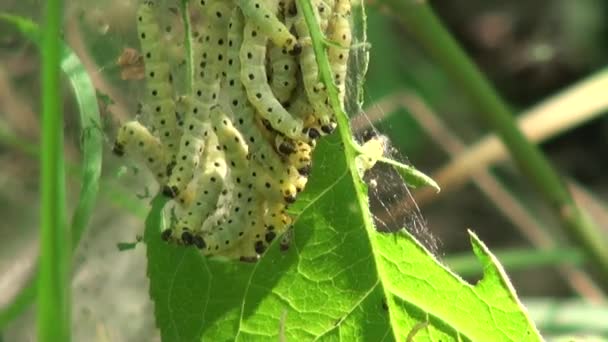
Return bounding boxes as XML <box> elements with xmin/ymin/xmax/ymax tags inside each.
<box><xmin>38</xmin><ymin>0</ymin><xmax>69</xmax><ymax>340</ymax></box>
<box><xmin>378</xmin><ymin>0</ymin><xmax>608</xmax><ymax>284</ymax></box>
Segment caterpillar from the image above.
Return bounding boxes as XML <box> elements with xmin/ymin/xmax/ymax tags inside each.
<box><xmin>225</xmin><ymin>8</ymin><xmax>303</xmax><ymax>202</ymax></box>
<box><xmin>235</xmin><ymin>0</ymin><xmax>302</xmax><ymax>55</ymax></box>
<box><xmin>194</xmin><ymin>108</ymin><xmax>257</xmax><ymax>252</ymax></box>
<box><xmin>136</xmin><ymin>2</ymin><xmax>180</xmax><ymax>159</ymax></box>
<box><xmin>201</xmin><ymin>192</ymin><xmax>290</xmax><ymax>260</ymax></box>
<box><xmin>285</xmin><ymin>83</ymin><xmax>314</xmax><ymax>120</ymax></box>
<box><xmin>263</xmin><ymin>201</ymin><xmax>292</xmax><ymax>234</ymax></box>
<box><xmin>267</xmin><ymin>0</ymin><xmax>298</xmax><ymax>104</ymax></box>
<box><xmin>164</xmin><ymin>0</ymin><xmax>233</xmax><ymax>197</ymax></box>
<box><xmin>240</xmin><ymin>14</ymin><xmax>306</xmax><ymax>141</ymax></box>
<box><xmin>208</xmin><ymin>199</ymin><xmax>269</xmax><ymax>260</ymax></box>
<box><xmin>275</xmin><ymin>135</ymin><xmax>313</xmax><ymax>176</ymax></box>
<box><xmin>163</xmin><ymin>125</ymin><xmax>228</xmax><ymax>248</ymax></box>
<box><xmin>268</xmin><ymin>43</ymin><xmax>298</xmax><ymax>105</ymax></box>
<box><xmin>326</xmin><ymin>0</ymin><xmax>352</xmax><ymax>103</ymax></box>
<box><xmin>189</xmin><ymin>107</ymin><xmax>277</xmax><ymax>257</ymax></box>
<box><xmin>113</xmin><ymin>120</ymin><xmax>170</xmax><ymax>184</ymax></box>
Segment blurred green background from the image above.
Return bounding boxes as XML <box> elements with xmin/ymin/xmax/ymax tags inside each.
<box><xmin>1</xmin><ymin>0</ymin><xmax>608</xmax><ymax>340</ymax></box>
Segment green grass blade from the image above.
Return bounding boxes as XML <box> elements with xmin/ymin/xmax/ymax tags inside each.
<box><xmin>62</xmin><ymin>39</ymin><xmax>104</xmax><ymax>246</ymax></box>
<box><xmin>378</xmin><ymin>156</ymin><xmax>440</xmax><ymax>191</ymax></box>
<box><xmin>38</xmin><ymin>0</ymin><xmax>69</xmax><ymax>340</ymax></box>
<box><xmin>0</xmin><ymin>13</ymin><xmax>103</xmax><ymax>333</ymax></box>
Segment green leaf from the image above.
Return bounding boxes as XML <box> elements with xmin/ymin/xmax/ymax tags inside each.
<box><xmin>146</xmin><ymin>131</ymin><xmax>541</xmax><ymax>340</ymax></box>
<box><xmin>0</xmin><ymin>13</ymin><xmax>103</xmax><ymax>329</ymax></box>
<box><xmin>377</xmin><ymin>156</ymin><xmax>440</xmax><ymax>191</ymax></box>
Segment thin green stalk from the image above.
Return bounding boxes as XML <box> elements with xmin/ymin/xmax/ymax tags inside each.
<box><xmin>295</xmin><ymin>0</ymin><xmax>367</xmax><ymax>226</ymax></box>
<box><xmin>38</xmin><ymin>0</ymin><xmax>69</xmax><ymax>340</ymax></box>
<box><xmin>378</xmin><ymin>0</ymin><xmax>608</xmax><ymax>284</ymax></box>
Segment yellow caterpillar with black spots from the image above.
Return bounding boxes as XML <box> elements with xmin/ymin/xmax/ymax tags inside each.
<box><xmin>235</xmin><ymin>0</ymin><xmax>302</xmax><ymax>55</ymax></box>
<box><xmin>268</xmin><ymin>43</ymin><xmax>298</xmax><ymax>105</ymax></box>
<box><xmin>162</xmin><ymin>124</ymin><xmax>228</xmax><ymax>248</ymax></box>
<box><xmin>164</xmin><ymin>0</ymin><xmax>233</xmax><ymax>198</ymax></box>
<box><xmin>239</xmin><ymin>2</ymin><xmax>307</xmax><ymax>141</ymax></box>
<box><xmin>136</xmin><ymin>1</ymin><xmax>180</xmax><ymax>159</ymax></box>
<box><xmin>197</xmin><ymin>108</ymin><xmax>264</xmax><ymax>255</ymax></box>
<box><xmin>226</xmin><ymin>8</ymin><xmax>307</xmax><ymax>196</ymax></box>
<box><xmin>327</xmin><ymin>0</ymin><xmax>352</xmax><ymax>103</ymax></box>
<box><xmin>113</xmin><ymin>120</ymin><xmax>170</xmax><ymax>184</ymax></box>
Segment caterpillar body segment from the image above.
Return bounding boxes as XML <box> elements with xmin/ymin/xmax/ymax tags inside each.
<box><xmin>194</xmin><ymin>107</ymin><xmax>264</xmax><ymax>254</ymax></box>
<box><xmin>235</xmin><ymin>0</ymin><xmax>301</xmax><ymax>55</ymax></box>
<box><xmin>267</xmin><ymin>0</ymin><xmax>298</xmax><ymax>103</ymax></box>
<box><xmin>208</xmin><ymin>200</ymin><xmax>270</xmax><ymax>260</ymax></box>
<box><xmin>170</xmin><ymin>165</ymin><xmax>226</xmax><ymax>246</ymax></box>
<box><xmin>163</xmin><ymin>102</ymin><xmax>209</xmax><ymax>197</ymax></box>
<box><xmin>198</xmin><ymin>158</ymin><xmax>263</xmax><ymax>257</ymax></box>
<box><xmin>269</xmin><ymin>43</ymin><xmax>298</xmax><ymax>105</ymax></box>
<box><xmin>113</xmin><ymin>120</ymin><xmax>170</xmax><ymax>183</ymax></box>
<box><xmin>210</xmin><ymin>200</ymin><xmax>292</xmax><ymax>260</ymax></box>
<box><xmin>286</xmin><ymin>84</ymin><xmax>314</xmax><ymax>120</ymax></box>
<box><xmin>136</xmin><ymin>1</ymin><xmax>180</xmax><ymax>158</ymax></box>
<box><xmin>192</xmin><ymin>0</ymin><xmax>233</xmax><ymax>120</ymax></box>
<box><xmin>198</xmin><ymin>156</ymin><xmax>261</xmax><ymax>256</ymax></box>
<box><xmin>274</xmin><ymin>135</ymin><xmax>313</xmax><ymax>177</ymax></box>
<box><xmin>199</xmin><ymin>197</ymin><xmax>263</xmax><ymax>256</ymax></box>
<box><xmin>210</xmin><ymin>108</ymin><xmax>249</xmax><ymax>169</ymax></box>
<box><xmin>315</xmin><ymin>0</ymin><xmax>335</xmax><ymax>31</ymax></box>
<box><xmin>263</xmin><ymin>201</ymin><xmax>292</xmax><ymax>236</ymax></box>
<box><xmin>327</xmin><ymin>0</ymin><xmax>352</xmax><ymax>103</ymax></box>
<box><xmin>240</xmin><ymin>20</ymin><xmax>306</xmax><ymax>141</ymax></box>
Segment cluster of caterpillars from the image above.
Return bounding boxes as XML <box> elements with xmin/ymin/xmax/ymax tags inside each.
<box><xmin>113</xmin><ymin>0</ymin><xmax>352</xmax><ymax>261</ymax></box>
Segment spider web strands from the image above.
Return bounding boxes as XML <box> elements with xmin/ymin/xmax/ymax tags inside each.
<box><xmin>340</xmin><ymin>0</ymin><xmax>440</xmax><ymax>255</ymax></box>
<box><xmin>359</xmin><ymin>90</ymin><xmax>605</xmax><ymax>300</ymax></box>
